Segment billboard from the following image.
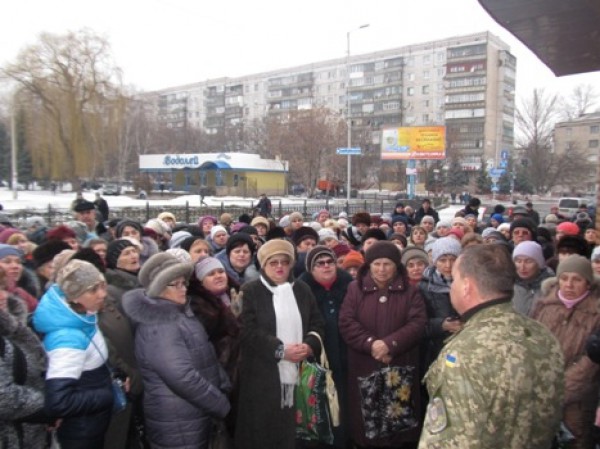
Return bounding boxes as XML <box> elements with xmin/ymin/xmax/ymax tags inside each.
<box><xmin>381</xmin><ymin>126</ymin><xmax>446</xmax><ymax>160</ymax></box>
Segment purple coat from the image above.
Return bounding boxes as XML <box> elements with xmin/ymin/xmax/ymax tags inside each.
<box><xmin>339</xmin><ymin>272</ymin><xmax>426</xmax><ymax>446</ymax></box>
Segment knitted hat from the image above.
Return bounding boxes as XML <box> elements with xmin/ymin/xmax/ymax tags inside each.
<box><xmin>592</xmin><ymin>246</ymin><xmax>600</xmax><ymax>262</ymax></box>
<box><xmin>420</xmin><ymin>216</ymin><xmax>435</xmax><ymax>225</ymax></box>
<box><xmin>431</xmin><ymin>237</ymin><xmax>462</xmax><ymax>264</ymax></box>
<box><xmin>32</xmin><ymin>240</ymin><xmax>71</xmax><ymax>269</ymax></box>
<box><xmin>115</xmin><ymin>220</ymin><xmax>143</xmax><ymax>238</ymax></box>
<box><xmin>483</xmin><ymin>230</ymin><xmax>505</xmax><ymax>242</ymax></box>
<box><xmin>180</xmin><ymin>236</ymin><xmax>206</xmax><ymax>253</ymax></box>
<box><xmin>194</xmin><ymin>256</ymin><xmax>225</xmax><ymax>281</ymax></box>
<box><xmin>332</xmin><ymin>243</ymin><xmax>351</xmax><ymax>258</ymax></box>
<box><xmin>352</xmin><ymin>212</ymin><xmax>371</xmax><ymax>226</ymax></box>
<box><xmin>170</xmin><ymin>231</ymin><xmax>192</xmax><ymax>249</ymax></box>
<box><xmin>306</xmin><ymin>245</ymin><xmax>336</xmax><ymax>272</ymax></box>
<box><xmin>512</xmin><ymin>241</ymin><xmax>546</xmax><ymax>269</ymax></box>
<box><xmin>556</xmin><ymin>221</ymin><xmax>580</xmax><ymax>236</ymax></box>
<box><xmin>497</xmin><ymin>223</ymin><xmax>511</xmax><ymax>233</ymax></box>
<box><xmin>56</xmin><ymin>259</ymin><xmax>105</xmax><ymax>300</ymax></box>
<box><xmin>490</xmin><ymin>213</ymin><xmax>504</xmax><ymax>224</ymax></box>
<box><xmin>292</xmin><ymin>226</ymin><xmax>319</xmax><ymax>247</ymax></box>
<box><xmin>52</xmin><ymin>249</ymin><xmax>76</xmax><ymax>280</ymax></box>
<box><xmin>0</xmin><ymin>244</ymin><xmax>22</xmax><ymax>260</ymax></box>
<box><xmin>106</xmin><ymin>238</ymin><xmax>139</xmax><ymax>269</ymax></box>
<box><xmin>401</xmin><ymin>247</ymin><xmax>429</xmax><ymax>266</ymax></box>
<box><xmin>157</xmin><ymin>212</ymin><xmax>176</xmax><ymax>223</ymax></box>
<box><xmin>197</xmin><ymin>216</ymin><xmax>218</xmax><ymax>227</ymax></box>
<box><xmin>251</xmin><ymin>216</ymin><xmax>270</xmax><ymax>229</ymax></box>
<box><xmin>139</xmin><ymin>253</ymin><xmax>193</xmax><ymax>298</ymax></box>
<box><xmin>226</xmin><ymin>232</ymin><xmax>256</xmax><ymax>256</ymax></box>
<box><xmin>278</xmin><ymin>215</ymin><xmax>291</xmax><ymax>228</ymax></box>
<box><xmin>219</xmin><ymin>213</ymin><xmax>233</xmax><ymax>226</ymax></box>
<box><xmin>545</xmin><ymin>214</ymin><xmax>558</xmax><ymax>224</ymax></box>
<box><xmin>318</xmin><ymin>209</ymin><xmax>330</xmax><ymax>219</ymax></box>
<box><xmin>165</xmin><ymin>248</ymin><xmax>192</xmax><ymax>263</ymax></box>
<box><xmin>392</xmin><ymin>215</ymin><xmax>408</xmax><ymax>226</ymax></box>
<box><xmin>388</xmin><ymin>233</ymin><xmax>408</xmax><ymax>248</ymax></box>
<box><xmin>556</xmin><ymin>235</ymin><xmax>589</xmax><ymax>257</ymax></box>
<box><xmin>289</xmin><ymin>212</ymin><xmax>304</xmax><ymax>223</ymax></box>
<box><xmin>510</xmin><ymin>218</ymin><xmax>537</xmax><ymax>240</ymax></box>
<box><xmin>257</xmin><ymin>239</ymin><xmax>295</xmax><ymax>267</ymax></box>
<box><xmin>364</xmin><ymin>241</ymin><xmax>402</xmax><ymax>266</ymax></box>
<box><xmin>318</xmin><ymin>228</ymin><xmax>338</xmax><ymax>242</ymax></box>
<box><xmin>361</xmin><ymin>228</ymin><xmax>387</xmax><ymax>243</ymax></box>
<box><xmin>451</xmin><ymin>217</ymin><xmax>468</xmax><ymax>228</ymax></box>
<box><xmin>0</xmin><ymin>228</ymin><xmax>23</xmax><ymax>244</ymax></box>
<box><xmin>46</xmin><ymin>225</ymin><xmax>77</xmax><ymax>242</ymax></box>
<box><xmin>341</xmin><ymin>250</ymin><xmax>364</xmax><ymax>270</ymax></box>
<box><xmin>145</xmin><ymin>218</ymin><xmax>171</xmax><ymax>237</ymax></box>
<box><xmin>230</xmin><ymin>222</ymin><xmax>248</xmax><ymax>234</ymax></box>
<box><xmin>210</xmin><ymin>225</ymin><xmax>228</xmax><ymax>240</ymax></box>
<box><xmin>73</xmin><ymin>200</ymin><xmax>95</xmax><ymax>212</ymax></box>
<box><xmin>481</xmin><ymin>227</ymin><xmax>497</xmax><ymax>238</ymax></box>
<box><xmin>556</xmin><ymin>255</ymin><xmax>594</xmax><ymax>285</ymax></box>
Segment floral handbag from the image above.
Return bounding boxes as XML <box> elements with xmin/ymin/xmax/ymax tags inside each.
<box><xmin>357</xmin><ymin>365</ymin><xmax>418</xmax><ymax>440</ymax></box>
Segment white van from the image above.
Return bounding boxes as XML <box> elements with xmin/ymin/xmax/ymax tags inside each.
<box><xmin>558</xmin><ymin>197</ymin><xmax>593</xmax><ymax>217</ymax></box>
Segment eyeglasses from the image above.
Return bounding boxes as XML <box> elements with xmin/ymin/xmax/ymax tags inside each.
<box><xmin>268</xmin><ymin>258</ymin><xmax>290</xmax><ymax>268</ymax></box>
<box><xmin>315</xmin><ymin>259</ymin><xmax>335</xmax><ymax>268</ymax></box>
<box><xmin>166</xmin><ymin>281</ymin><xmax>189</xmax><ymax>289</ymax></box>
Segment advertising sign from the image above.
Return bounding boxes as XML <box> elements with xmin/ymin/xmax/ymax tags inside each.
<box><xmin>381</xmin><ymin>126</ymin><xmax>446</xmax><ymax>160</ymax></box>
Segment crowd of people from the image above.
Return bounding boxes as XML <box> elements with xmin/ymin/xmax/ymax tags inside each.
<box><xmin>0</xmin><ymin>193</ymin><xmax>599</xmax><ymax>449</ymax></box>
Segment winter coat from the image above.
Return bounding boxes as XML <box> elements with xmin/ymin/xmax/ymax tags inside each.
<box><xmin>299</xmin><ymin>268</ymin><xmax>353</xmax><ymax>448</ymax></box>
<box><xmin>139</xmin><ymin>236</ymin><xmax>159</xmax><ymax>266</ymax></box>
<box><xmin>418</xmin><ymin>267</ymin><xmax>458</xmax><ymax>371</ymax></box>
<box><xmin>32</xmin><ymin>284</ymin><xmax>113</xmax><ymax>446</ymax></box>
<box><xmin>0</xmin><ymin>293</ymin><xmax>48</xmax><ymax>449</ymax></box>
<box><xmin>533</xmin><ymin>277</ymin><xmax>600</xmax><ymax>449</ymax></box>
<box><xmin>339</xmin><ymin>272</ymin><xmax>427</xmax><ymax>447</ymax></box>
<box><xmin>235</xmin><ymin>277</ymin><xmax>325</xmax><ymax>449</ymax></box>
<box><xmin>414</xmin><ymin>207</ymin><xmax>440</xmax><ymax>224</ymax></box>
<box><xmin>216</xmin><ymin>250</ymin><xmax>260</xmax><ymax>286</ymax></box>
<box><xmin>122</xmin><ymin>289</ymin><xmax>231</xmax><ymax>449</ymax></box>
<box><xmin>511</xmin><ymin>267</ymin><xmax>554</xmax><ymax>317</ymax></box>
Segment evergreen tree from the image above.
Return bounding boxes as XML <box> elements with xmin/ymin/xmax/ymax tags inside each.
<box><xmin>444</xmin><ymin>155</ymin><xmax>468</xmax><ymax>191</ymax></box>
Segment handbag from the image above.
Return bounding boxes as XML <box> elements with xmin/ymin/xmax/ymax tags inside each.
<box><xmin>357</xmin><ymin>365</ymin><xmax>418</xmax><ymax>440</ymax></box>
<box><xmin>294</xmin><ymin>331</ymin><xmax>339</xmax><ymax>444</ymax></box>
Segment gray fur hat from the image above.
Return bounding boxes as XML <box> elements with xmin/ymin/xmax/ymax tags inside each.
<box><xmin>56</xmin><ymin>259</ymin><xmax>105</xmax><ymax>300</ymax></box>
<box><xmin>139</xmin><ymin>252</ymin><xmax>193</xmax><ymax>298</ymax></box>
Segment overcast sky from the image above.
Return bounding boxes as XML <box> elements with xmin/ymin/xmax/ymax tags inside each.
<box><xmin>1</xmin><ymin>0</ymin><xmax>599</xmax><ymax>104</ymax></box>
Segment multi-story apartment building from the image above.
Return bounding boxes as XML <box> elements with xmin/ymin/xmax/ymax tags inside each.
<box><xmin>553</xmin><ymin>112</ymin><xmax>600</xmax><ymax>194</ymax></box>
<box><xmin>143</xmin><ymin>31</ymin><xmax>516</xmax><ymax>186</ymax></box>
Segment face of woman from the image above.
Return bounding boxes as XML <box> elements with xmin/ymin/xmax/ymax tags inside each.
<box><xmin>117</xmin><ymin>247</ymin><xmax>141</xmax><ymax>272</ymax></box>
<box><xmin>311</xmin><ymin>255</ymin><xmax>337</xmax><ymax>284</ymax></box>
<box><xmin>201</xmin><ymin>268</ymin><xmax>228</xmax><ymax>294</ymax></box>
<box><xmin>584</xmin><ymin>229</ymin><xmax>598</xmax><ymax>244</ymax></box>
<box><xmin>558</xmin><ymin>272</ymin><xmax>589</xmax><ymax>300</ymax></box>
<box><xmin>91</xmin><ymin>243</ymin><xmax>107</xmax><ymax>261</ymax></box>
<box><xmin>297</xmin><ymin>238</ymin><xmax>316</xmax><ymax>253</ymax></box>
<box><xmin>411</xmin><ymin>229</ymin><xmax>426</xmax><ymax>244</ymax></box>
<box><xmin>290</xmin><ymin>218</ymin><xmax>304</xmax><ymax>231</ymax></box>
<box><xmin>189</xmin><ymin>241</ymin><xmax>211</xmax><ymax>263</ymax></box>
<box><xmin>435</xmin><ymin>255</ymin><xmax>457</xmax><ymax>278</ymax></box>
<box><xmin>264</xmin><ymin>256</ymin><xmax>292</xmax><ymax>285</ymax></box>
<box><xmin>11</xmin><ymin>234</ymin><xmax>29</xmax><ymax>253</ymax></box>
<box><xmin>255</xmin><ymin>224</ymin><xmax>268</xmax><ymax>237</ymax></box>
<box><xmin>406</xmin><ymin>259</ymin><xmax>427</xmax><ymax>282</ymax></box>
<box><xmin>0</xmin><ymin>255</ymin><xmax>23</xmax><ymax>284</ymax></box>
<box><xmin>356</xmin><ymin>223</ymin><xmax>369</xmax><ymax>234</ymax></box>
<box><xmin>121</xmin><ymin>226</ymin><xmax>141</xmax><ymax>242</ymax></box>
<box><xmin>392</xmin><ymin>222</ymin><xmax>407</xmax><ymax>235</ymax></box>
<box><xmin>347</xmin><ymin>266</ymin><xmax>359</xmax><ymax>279</ymax></box>
<box><xmin>514</xmin><ymin>256</ymin><xmax>540</xmax><ymax>281</ymax></box>
<box><xmin>202</xmin><ymin>221</ymin><xmax>214</xmax><ymax>235</ymax></box>
<box><xmin>75</xmin><ymin>282</ymin><xmax>108</xmax><ymax>313</ymax></box>
<box><xmin>212</xmin><ymin>231</ymin><xmax>229</xmax><ymax>247</ymax></box>
<box><xmin>161</xmin><ymin>276</ymin><xmax>188</xmax><ymax>304</ymax></box>
<box><xmin>229</xmin><ymin>244</ymin><xmax>252</xmax><ymax>271</ymax></box>
<box><xmin>593</xmin><ymin>259</ymin><xmax>600</xmax><ymax>276</ymax></box>
<box><xmin>369</xmin><ymin>258</ymin><xmax>397</xmax><ymax>287</ymax></box>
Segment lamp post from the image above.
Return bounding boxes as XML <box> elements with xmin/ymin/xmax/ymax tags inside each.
<box><xmin>346</xmin><ymin>24</ymin><xmax>369</xmax><ymax>201</ymax></box>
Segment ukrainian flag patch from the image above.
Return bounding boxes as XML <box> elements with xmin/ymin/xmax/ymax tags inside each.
<box><xmin>445</xmin><ymin>353</ymin><xmax>457</xmax><ymax>368</ymax></box>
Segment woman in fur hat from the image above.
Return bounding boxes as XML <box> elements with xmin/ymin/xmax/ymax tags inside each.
<box><xmin>122</xmin><ymin>253</ymin><xmax>230</xmax><ymax>449</ymax></box>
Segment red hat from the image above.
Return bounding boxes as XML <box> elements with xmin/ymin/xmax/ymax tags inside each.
<box><xmin>342</xmin><ymin>250</ymin><xmax>365</xmax><ymax>270</ymax></box>
<box><xmin>556</xmin><ymin>222</ymin><xmax>580</xmax><ymax>236</ymax></box>
<box><xmin>447</xmin><ymin>227</ymin><xmax>465</xmax><ymax>241</ymax></box>
<box><xmin>46</xmin><ymin>225</ymin><xmax>77</xmax><ymax>241</ymax></box>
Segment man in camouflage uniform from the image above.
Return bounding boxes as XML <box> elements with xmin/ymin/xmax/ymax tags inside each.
<box><xmin>419</xmin><ymin>244</ymin><xmax>564</xmax><ymax>449</ymax></box>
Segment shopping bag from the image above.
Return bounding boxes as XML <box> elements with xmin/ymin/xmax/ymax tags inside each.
<box><xmin>358</xmin><ymin>365</ymin><xmax>418</xmax><ymax>440</ymax></box>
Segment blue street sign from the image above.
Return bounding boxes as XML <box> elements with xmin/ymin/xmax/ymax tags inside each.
<box><xmin>499</xmin><ymin>159</ymin><xmax>508</xmax><ymax>168</ymax></box>
<box><xmin>489</xmin><ymin>168</ymin><xmax>505</xmax><ymax>177</ymax></box>
<box><xmin>501</xmin><ymin>150</ymin><xmax>509</xmax><ymax>160</ymax></box>
<box><xmin>336</xmin><ymin>147</ymin><xmax>362</xmax><ymax>155</ymax></box>
<box><xmin>491</xmin><ymin>185</ymin><xmax>500</xmax><ymax>192</ymax></box>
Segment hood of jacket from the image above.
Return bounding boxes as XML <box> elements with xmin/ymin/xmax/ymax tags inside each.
<box><xmin>122</xmin><ymin>288</ymin><xmax>188</xmax><ymax>326</ymax></box>
<box><xmin>33</xmin><ymin>284</ymin><xmax>97</xmax><ymax>337</ymax></box>
<box><xmin>516</xmin><ymin>267</ymin><xmax>554</xmax><ymax>291</ymax></box>
<box><xmin>421</xmin><ymin>265</ymin><xmax>451</xmax><ymax>294</ymax></box>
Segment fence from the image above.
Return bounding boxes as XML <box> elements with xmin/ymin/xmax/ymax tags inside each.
<box><xmin>7</xmin><ymin>197</ymin><xmax>445</xmax><ymax>227</ymax></box>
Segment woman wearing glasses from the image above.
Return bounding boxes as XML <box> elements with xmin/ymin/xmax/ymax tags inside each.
<box><xmin>123</xmin><ymin>253</ymin><xmax>231</xmax><ymax>449</ymax></box>
<box><xmin>235</xmin><ymin>239</ymin><xmax>324</xmax><ymax>449</ymax></box>
<box><xmin>298</xmin><ymin>245</ymin><xmax>353</xmax><ymax>448</ymax></box>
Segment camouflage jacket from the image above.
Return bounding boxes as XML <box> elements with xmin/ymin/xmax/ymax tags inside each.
<box><xmin>419</xmin><ymin>300</ymin><xmax>564</xmax><ymax>449</ymax></box>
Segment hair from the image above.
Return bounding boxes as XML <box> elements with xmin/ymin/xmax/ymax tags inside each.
<box><xmin>84</xmin><ymin>238</ymin><xmax>108</xmax><ymax>249</ymax></box>
<box><xmin>456</xmin><ymin>244</ymin><xmax>515</xmax><ymax>299</ymax></box>
<box><xmin>461</xmin><ymin>232</ymin><xmax>483</xmax><ymax>248</ymax></box>
<box><xmin>410</xmin><ymin>225</ymin><xmax>428</xmax><ymax>242</ymax></box>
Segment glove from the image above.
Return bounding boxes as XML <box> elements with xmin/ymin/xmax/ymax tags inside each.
<box><xmin>586</xmin><ymin>331</ymin><xmax>600</xmax><ymax>364</ymax></box>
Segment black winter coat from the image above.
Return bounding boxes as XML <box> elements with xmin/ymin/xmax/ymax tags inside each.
<box><xmin>122</xmin><ymin>289</ymin><xmax>230</xmax><ymax>449</ymax></box>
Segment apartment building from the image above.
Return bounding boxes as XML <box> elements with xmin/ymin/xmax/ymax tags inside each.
<box><xmin>553</xmin><ymin>112</ymin><xmax>600</xmax><ymax>194</ymax></box>
<box><xmin>144</xmin><ymin>31</ymin><xmax>516</xmax><ymax>181</ymax></box>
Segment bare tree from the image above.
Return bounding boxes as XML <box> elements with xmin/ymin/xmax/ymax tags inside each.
<box><xmin>560</xmin><ymin>83</ymin><xmax>599</xmax><ymax>120</ymax></box>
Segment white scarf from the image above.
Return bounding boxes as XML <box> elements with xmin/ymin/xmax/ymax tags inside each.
<box><xmin>260</xmin><ymin>275</ymin><xmax>302</xmax><ymax>408</ymax></box>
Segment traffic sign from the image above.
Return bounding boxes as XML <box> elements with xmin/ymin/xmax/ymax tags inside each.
<box><xmin>489</xmin><ymin>168</ymin><xmax>505</xmax><ymax>177</ymax></box>
<box><xmin>336</xmin><ymin>147</ymin><xmax>362</xmax><ymax>155</ymax></box>
<box><xmin>491</xmin><ymin>185</ymin><xmax>500</xmax><ymax>192</ymax></box>
<box><xmin>499</xmin><ymin>159</ymin><xmax>508</xmax><ymax>168</ymax></box>
<box><xmin>501</xmin><ymin>150</ymin><xmax>509</xmax><ymax>160</ymax></box>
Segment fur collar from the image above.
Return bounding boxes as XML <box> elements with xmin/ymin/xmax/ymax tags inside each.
<box><xmin>540</xmin><ymin>275</ymin><xmax>600</xmax><ymax>297</ymax></box>
<box><xmin>0</xmin><ymin>293</ymin><xmax>28</xmax><ymax>336</ymax></box>
<box><xmin>122</xmin><ymin>288</ymin><xmax>189</xmax><ymax>325</ymax></box>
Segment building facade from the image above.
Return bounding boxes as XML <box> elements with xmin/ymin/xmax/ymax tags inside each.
<box><xmin>553</xmin><ymin>112</ymin><xmax>600</xmax><ymax>194</ymax></box>
<box><xmin>142</xmin><ymin>31</ymin><xmax>516</xmax><ymax>188</ymax></box>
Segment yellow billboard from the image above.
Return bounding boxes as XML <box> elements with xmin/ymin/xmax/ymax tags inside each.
<box><xmin>381</xmin><ymin>126</ymin><xmax>446</xmax><ymax>160</ymax></box>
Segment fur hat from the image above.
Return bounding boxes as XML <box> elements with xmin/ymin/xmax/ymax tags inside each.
<box><xmin>292</xmin><ymin>226</ymin><xmax>319</xmax><ymax>247</ymax></box>
<box><xmin>226</xmin><ymin>233</ymin><xmax>255</xmax><ymax>256</ymax></box>
<box><xmin>56</xmin><ymin>259</ymin><xmax>105</xmax><ymax>300</ymax></box>
<box><xmin>46</xmin><ymin>225</ymin><xmax>77</xmax><ymax>242</ymax></box>
<box><xmin>165</xmin><ymin>248</ymin><xmax>192</xmax><ymax>263</ymax></box>
<box><xmin>257</xmin><ymin>239</ymin><xmax>295</xmax><ymax>268</ymax></box>
<box><xmin>145</xmin><ymin>218</ymin><xmax>171</xmax><ymax>237</ymax></box>
<box><xmin>197</xmin><ymin>216</ymin><xmax>218</xmax><ymax>228</ymax></box>
<box><xmin>305</xmin><ymin>245</ymin><xmax>336</xmax><ymax>272</ymax></box>
<box><xmin>289</xmin><ymin>212</ymin><xmax>304</xmax><ymax>223</ymax></box>
<box><xmin>32</xmin><ymin>240</ymin><xmax>71</xmax><ymax>269</ymax></box>
<box><xmin>106</xmin><ymin>238</ymin><xmax>139</xmax><ymax>269</ymax></box>
<box><xmin>388</xmin><ymin>233</ymin><xmax>408</xmax><ymax>248</ymax></box>
<box><xmin>238</xmin><ymin>225</ymin><xmax>259</xmax><ymax>236</ymax></box>
<box><xmin>361</xmin><ymin>228</ymin><xmax>387</xmax><ymax>243</ymax></box>
<box><xmin>341</xmin><ymin>250</ymin><xmax>364</xmax><ymax>269</ymax></box>
<box><xmin>266</xmin><ymin>227</ymin><xmax>287</xmax><ymax>241</ymax></box>
<box><xmin>157</xmin><ymin>212</ymin><xmax>176</xmax><ymax>223</ymax></box>
<box><xmin>556</xmin><ymin>255</ymin><xmax>594</xmax><ymax>285</ymax></box>
<box><xmin>116</xmin><ymin>220</ymin><xmax>143</xmax><ymax>238</ymax></box>
<box><xmin>139</xmin><ymin>253</ymin><xmax>193</xmax><ymax>298</ymax></box>
<box><xmin>420</xmin><ymin>216</ymin><xmax>435</xmax><ymax>225</ymax></box>
<box><xmin>0</xmin><ymin>244</ymin><xmax>22</xmax><ymax>260</ymax></box>
<box><xmin>352</xmin><ymin>212</ymin><xmax>371</xmax><ymax>227</ymax></box>
<box><xmin>73</xmin><ymin>200</ymin><xmax>95</xmax><ymax>212</ymax></box>
<box><xmin>510</xmin><ymin>218</ymin><xmax>538</xmax><ymax>240</ymax></box>
<box><xmin>251</xmin><ymin>216</ymin><xmax>270</xmax><ymax>229</ymax></box>
<box><xmin>364</xmin><ymin>241</ymin><xmax>402</xmax><ymax>267</ymax></box>
<box><xmin>318</xmin><ymin>228</ymin><xmax>338</xmax><ymax>242</ymax></box>
<box><xmin>556</xmin><ymin>222</ymin><xmax>580</xmax><ymax>236</ymax></box>
<box><xmin>431</xmin><ymin>237</ymin><xmax>462</xmax><ymax>264</ymax></box>
<box><xmin>219</xmin><ymin>213</ymin><xmax>233</xmax><ymax>226</ymax></box>
<box><xmin>194</xmin><ymin>256</ymin><xmax>225</xmax><ymax>281</ymax></box>
<box><xmin>512</xmin><ymin>241</ymin><xmax>546</xmax><ymax>269</ymax></box>
<box><xmin>332</xmin><ymin>243</ymin><xmax>351</xmax><ymax>258</ymax></box>
<box><xmin>544</xmin><ymin>214</ymin><xmax>558</xmax><ymax>224</ymax></box>
<box><xmin>170</xmin><ymin>231</ymin><xmax>192</xmax><ymax>249</ymax></box>
<box><xmin>556</xmin><ymin>235</ymin><xmax>589</xmax><ymax>257</ymax></box>
<box><xmin>401</xmin><ymin>247</ymin><xmax>429</xmax><ymax>266</ymax></box>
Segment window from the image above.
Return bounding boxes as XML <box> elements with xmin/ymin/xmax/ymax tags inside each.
<box><xmin>589</xmin><ymin>140</ymin><xmax>599</xmax><ymax>148</ymax></box>
<box><xmin>407</xmin><ymin>73</ymin><xmax>415</xmax><ymax>81</ymax></box>
<box><xmin>591</xmin><ymin>125</ymin><xmax>600</xmax><ymax>134</ymax></box>
<box><xmin>422</xmin><ymin>85</ymin><xmax>430</xmax><ymax>95</ymax></box>
<box><xmin>422</xmin><ymin>114</ymin><xmax>429</xmax><ymax>123</ymax></box>
<box><xmin>407</xmin><ymin>87</ymin><xmax>415</xmax><ymax>96</ymax></box>
<box><xmin>423</xmin><ymin>55</ymin><xmax>431</xmax><ymax>65</ymax></box>
<box><xmin>423</xmin><ymin>70</ymin><xmax>430</xmax><ymax>80</ymax></box>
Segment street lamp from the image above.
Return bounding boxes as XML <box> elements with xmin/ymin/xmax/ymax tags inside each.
<box><xmin>346</xmin><ymin>23</ymin><xmax>369</xmax><ymax>201</ymax></box>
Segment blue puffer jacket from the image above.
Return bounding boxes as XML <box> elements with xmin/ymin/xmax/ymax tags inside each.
<box><xmin>32</xmin><ymin>285</ymin><xmax>113</xmax><ymax>443</ymax></box>
<box><xmin>122</xmin><ymin>289</ymin><xmax>231</xmax><ymax>449</ymax></box>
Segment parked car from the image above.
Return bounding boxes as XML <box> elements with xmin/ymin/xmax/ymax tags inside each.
<box><xmin>103</xmin><ymin>184</ymin><xmax>121</xmax><ymax>195</ymax></box>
